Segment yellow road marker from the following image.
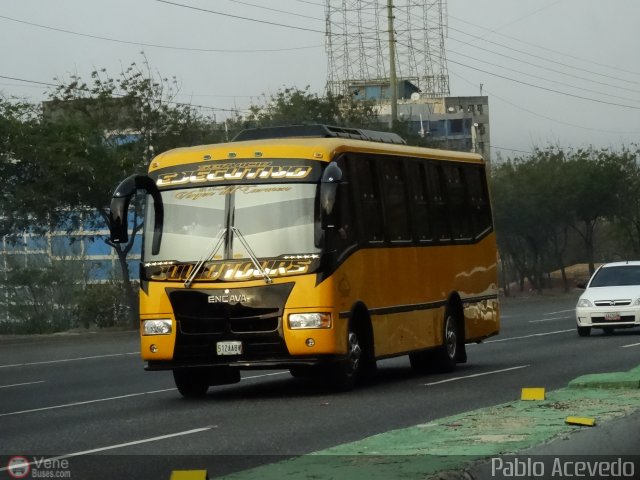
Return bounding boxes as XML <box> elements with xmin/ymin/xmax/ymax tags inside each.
<box><xmin>521</xmin><ymin>387</ymin><xmax>545</xmax><ymax>401</ymax></box>
<box><xmin>169</xmin><ymin>470</ymin><xmax>208</xmax><ymax>480</ymax></box>
<box><xmin>566</xmin><ymin>416</ymin><xmax>596</xmax><ymax>427</ymax></box>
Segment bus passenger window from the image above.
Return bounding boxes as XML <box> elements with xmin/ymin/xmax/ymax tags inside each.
<box><xmin>333</xmin><ymin>160</ymin><xmax>358</xmax><ymax>255</ymax></box>
<box><xmin>426</xmin><ymin>164</ymin><xmax>451</xmax><ymax>242</ymax></box>
<box><xmin>352</xmin><ymin>158</ymin><xmax>384</xmax><ymax>243</ymax></box>
<box><xmin>380</xmin><ymin>158</ymin><xmax>411</xmax><ymax>242</ymax></box>
<box><xmin>444</xmin><ymin>165</ymin><xmax>472</xmax><ymax>241</ymax></box>
<box><xmin>407</xmin><ymin>161</ymin><xmax>432</xmax><ymax>242</ymax></box>
<box><xmin>465</xmin><ymin>166</ymin><xmax>492</xmax><ymax>237</ymax></box>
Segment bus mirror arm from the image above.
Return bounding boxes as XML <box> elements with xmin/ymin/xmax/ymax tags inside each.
<box><xmin>320</xmin><ymin>162</ymin><xmax>342</xmax><ymax>229</ymax></box>
<box><xmin>109</xmin><ymin>174</ymin><xmax>164</xmax><ymax>255</ymax></box>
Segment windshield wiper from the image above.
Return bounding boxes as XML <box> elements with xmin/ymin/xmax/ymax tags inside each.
<box><xmin>184</xmin><ymin>228</ymin><xmax>227</xmax><ymax>288</ymax></box>
<box><xmin>231</xmin><ymin>226</ymin><xmax>273</xmax><ymax>284</ymax></box>
<box><xmin>184</xmin><ymin>227</ymin><xmax>272</xmax><ymax>287</ymax></box>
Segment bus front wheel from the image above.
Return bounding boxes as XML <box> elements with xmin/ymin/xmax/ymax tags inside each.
<box><xmin>173</xmin><ymin>368</ymin><xmax>210</xmax><ymax>398</ymax></box>
<box><xmin>173</xmin><ymin>366</ymin><xmax>240</xmax><ymax>398</ymax></box>
<box><xmin>329</xmin><ymin>327</ymin><xmax>364</xmax><ymax>390</ymax></box>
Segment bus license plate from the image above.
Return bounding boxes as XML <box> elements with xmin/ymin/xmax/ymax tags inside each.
<box><xmin>216</xmin><ymin>341</ymin><xmax>243</xmax><ymax>356</ymax></box>
<box><xmin>604</xmin><ymin>312</ymin><xmax>621</xmax><ymax>321</ymax></box>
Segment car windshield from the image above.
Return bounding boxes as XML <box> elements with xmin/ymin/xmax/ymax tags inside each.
<box><xmin>143</xmin><ymin>184</ymin><xmax>321</xmax><ymax>263</ymax></box>
<box><xmin>589</xmin><ymin>265</ymin><xmax>640</xmax><ymax>287</ymax></box>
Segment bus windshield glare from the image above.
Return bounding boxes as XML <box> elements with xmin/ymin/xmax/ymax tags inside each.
<box><xmin>143</xmin><ymin>184</ymin><xmax>321</xmax><ymax>264</ymax></box>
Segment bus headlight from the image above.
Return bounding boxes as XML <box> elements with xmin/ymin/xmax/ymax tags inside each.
<box><xmin>142</xmin><ymin>319</ymin><xmax>172</xmax><ymax>335</ymax></box>
<box><xmin>288</xmin><ymin>313</ymin><xmax>332</xmax><ymax>329</ymax></box>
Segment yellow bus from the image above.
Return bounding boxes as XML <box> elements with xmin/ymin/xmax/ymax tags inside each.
<box><xmin>109</xmin><ymin>125</ymin><xmax>499</xmax><ymax>397</ymax></box>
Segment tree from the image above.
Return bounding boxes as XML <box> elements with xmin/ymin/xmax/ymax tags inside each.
<box><xmin>244</xmin><ymin>86</ymin><xmax>378</xmax><ymax>129</ymax></box>
<box><xmin>0</xmin><ymin>60</ymin><xmax>224</xmax><ymax>326</ymax></box>
<box><xmin>563</xmin><ymin>148</ymin><xmax>627</xmax><ymax>275</ymax></box>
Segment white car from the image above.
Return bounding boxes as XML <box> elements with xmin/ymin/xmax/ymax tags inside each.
<box><xmin>576</xmin><ymin>261</ymin><xmax>640</xmax><ymax>337</ymax></box>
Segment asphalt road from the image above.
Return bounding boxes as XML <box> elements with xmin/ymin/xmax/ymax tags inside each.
<box><xmin>1</xmin><ymin>292</ymin><xmax>640</xmax><ymax>479</ymax></box>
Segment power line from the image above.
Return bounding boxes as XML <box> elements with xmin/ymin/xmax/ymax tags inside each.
<box><xmin>449</xmin><ymin>56</ymin><xmax>640</xmax><ymax>111</ymax></box>
<box><xmin>154</xmin><ymin>0</ymin><xmax>325</xmax><ymax>34</ymax></box>
<box><xmin>0</xmin><ymin>73</ymin><xmax>249</xmax><ymax>114</ymax></box>
<box><xmin>221</xmin><ymin>0</ymin><xmax>323</xmax><ymax>21</ymax></box>
<box><xmin>0</xmin><ymin>74</ymin><xmax>55</xmax><ymax>88</ymax></box>
<box><xmin>450</xmin><ymin>71</ymin><xmax>639</xmax><ymax>136</ymax></box>
<box><xmin>490</xmin><ymin>145</ymin><xmax>533</xmax><ymax>155</ymax></box>
<box><xmin>449</xmin><ymin>14</ymin><xmax>640</xmax><ymax>78</ymax></box>
<box><xmin>447</xmin><ymin>49</ymin><xmax>640</xmax><ymax>106</ymax></box>
<box><xmin>396</xmin><ymin>41</ymin><xmax>640</xmax><ymax>112</ymax></box>
<box><xmin>447</xmin><ymin>35</ymin><xmax>640</xmax><ymax>95</ymax></box>
<box><xmin>0</xmin><ymin>14</ymin><xmax>322</xmax><ymax>53</ymax></box>
<box><xmin>447</xmin><ymin>24</ymin><xmax>640</xmax><ymax>88</ymax></box>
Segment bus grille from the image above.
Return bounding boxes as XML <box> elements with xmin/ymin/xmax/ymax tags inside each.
<box><xmin>167</xmin><ymin>284</ymin><xmax>294</xmax><ymax>363</ymax></box>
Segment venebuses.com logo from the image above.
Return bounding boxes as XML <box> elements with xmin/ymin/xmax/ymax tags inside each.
<box><xmin>6</xmin><ymin>457</ymin><xmax>30</xmax><ymax>479</ymax></box>
<box><xmin>5</xmin><ymin>456</ymin><xmax>71</xmax><ymax>478</ymax></box>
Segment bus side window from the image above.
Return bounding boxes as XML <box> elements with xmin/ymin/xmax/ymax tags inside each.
<box><xmin>407</xmin><ymin>160</ymin><xmax>432</xmax><ymax>243</ymax></box>
<box><xmin>443</xmin><ymin>165</ymin><xmax>472</xmax><ymax>241</ymax></box>
<box><xmin>426</xmin><ymin>164</ymin><xmax>451</xmax><ymax>242</ymax></box>
<box><xmin>465</xmin><ymin>165</ymin><xmax>493</xmax><ymax>238</ymax></box>
<box><xmin>334</xmin><ymin>157</ymin><xmax>357</xmax><ymax>253</ymax></box>
<box><xmin>380</xmin><ymin>157</ymin><xmax>411</xmax><ymax>242</ymax></box>
<box><xmin>351</xmin><ymin>156</ymin><xmax>384</xmax><ymax>243</ymax></box>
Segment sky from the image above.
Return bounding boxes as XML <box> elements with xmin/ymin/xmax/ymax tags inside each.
<box><xmin>1</xmin><ymin>0</ymin><xmax>639</xmax><ymax>160</ymax></box>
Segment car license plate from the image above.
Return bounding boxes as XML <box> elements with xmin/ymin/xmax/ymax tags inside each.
<box><xmin>216</xmin><ymin>341</ymin><xmax>242</xmax><ymax>356</ymax></box>
<box><xmin>604</xmin><ymin>312</ymin><xmax>621</xmax><ymax>321</ymax></box>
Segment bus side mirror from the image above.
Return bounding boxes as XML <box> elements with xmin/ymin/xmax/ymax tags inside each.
<box><xmin>320</xmin><ymin>162</ymin><xmax>342</xmax><ymax>229</ymax></box>
<box><xmin>109</xmin><ymin>174</ymin><xmax>164</xmax><ymax>255</ymax></box>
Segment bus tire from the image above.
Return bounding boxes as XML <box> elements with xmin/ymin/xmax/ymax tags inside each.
<box><xmin>173</xmin><ymin>366</ymin><xmax>240</xmax><ymax>398</ymax></box>
<box><xmin>409</xmin><ymin>350</ymin><xmax>430</xmax><ymax>372</ymax></box>
<box><xmin>432</xmin><ymin>309</ymin><xmax>459</xmax><ymax>373</ymax></box>
<box><xmin>330</xmin><ymin>324</ymin><xmax>364</xmax><ymax>390</ymax></box>
<box><xmin>173</xmin><ymin>368</ymin><xmax>210</xmax><ymax>398</ymax></box>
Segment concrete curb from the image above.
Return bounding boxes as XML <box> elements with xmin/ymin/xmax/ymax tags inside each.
<box><xmin>220</xmin><ymin>365</ymin><xmax>640</xmax><ymax>480</ymax></box>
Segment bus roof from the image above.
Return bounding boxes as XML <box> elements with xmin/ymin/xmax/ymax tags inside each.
<box><xmin>148</xmin><ymin>136</ymin><xmax>484</xmax><ymax>173</ymax></box>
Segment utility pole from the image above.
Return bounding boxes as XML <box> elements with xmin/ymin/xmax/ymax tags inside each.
<box><xmin>387</xmin><ymin>0</ymin><xmax>398</xmax><ymax>129</ymax></box>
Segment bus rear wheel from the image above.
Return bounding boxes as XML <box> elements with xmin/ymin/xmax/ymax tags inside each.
<box><xmin>435</xmin><ymin>312</ymin><xmax>459</xmax><ymax>372</ymax></box>
<box><xmin>410</xmin><ymin>310</ymin><xmax>459</xmax><ymax>373</ymax></box>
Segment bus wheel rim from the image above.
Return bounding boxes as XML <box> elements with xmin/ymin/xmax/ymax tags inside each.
<box><xmin>347</xmin><ymin>331</ymin><xmax>362</xmax><ymax>373</ymax></box>
<box><xmin>445</xmin><ymin>316</ymin><xmax>457</xmax><ymax>359</ymax></box>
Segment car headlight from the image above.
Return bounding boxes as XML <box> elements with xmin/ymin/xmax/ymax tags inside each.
<box><xmin>634</xmin><ymin>298</ymin><xmax>640</xmax><ymax>306</ymax></box>
<box><xmin>288</xmin><ymin>313</ymin><xmax>332</xmax><ymax>329</ymax></box>
<box><xmin>577</xmin><ymin>298</ymin><xmax>593</xmax><ymax>308</ymax></box>
<box><xmin>142</xmin><ymin>319</ymin><xmax>172</xmax><ymax>335</ymax></box>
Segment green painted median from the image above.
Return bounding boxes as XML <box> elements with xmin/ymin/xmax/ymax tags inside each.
<box><xmin>221</xmin><ymin>366</ymin><xmax>640</xmax><ymax>480</ymax></box>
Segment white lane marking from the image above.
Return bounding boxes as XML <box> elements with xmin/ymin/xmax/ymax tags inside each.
<box><xmin>243</xmin><ymin>372</ymin><xmax>289</xmax><ymax>380</ymax></box>
<box><xmin>529</xmin><ymin>316</ymin><xmax>571</xmax><ymax>323</ymax></box>
<box><xmin>0</xmin><ymin>352</ymin><xmax>140</xmax><ymax>369</ymax></box>
<box><xmin>0</xmin><ymin>427</ymin><xmax>213</xmax><ymax>472</ymax></box>
<box><xmin>0</xmin><ymin>388</ymin><xmax>176</xmax><ymax>418</ymax></box>
<box><xmin>423</xmin><ymin>365</ymin><xmax>530</xmax><ymax>386</ymax></box>
<box><xmin>0</xmin><ymin>380</ymin><xmax>46</xmax><ymax>389</ymax></box>
<box><xmin>0</xmin><ymin>371</ymin><xmax>290</xmax><ymax>417</ymax></box>
<box><xmin>485</xmin><ymin>329</ymin><xmax>575</xmax><ymax>343</ymax></box>
<box><xmin>621</xmin><ymin>342</ymin><xmax>640</xmax><ymax>348</ymax></box>
<box><xmin>544</xmin><ymin>309</ymin><xmax>576</xmax><ymax>315</ymax></box>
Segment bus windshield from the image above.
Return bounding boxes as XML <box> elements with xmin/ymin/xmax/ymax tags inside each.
<box><xmin>143</xmin><ymin>184</ymin><xmax>321</xmax><ymax>263</ymax></box>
